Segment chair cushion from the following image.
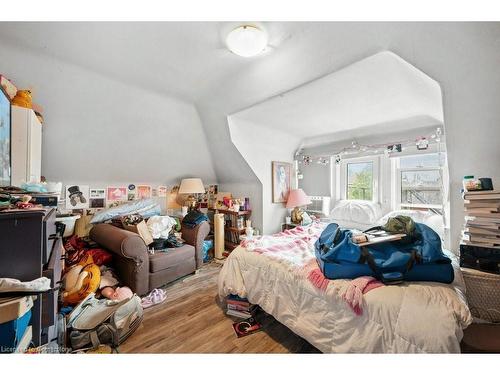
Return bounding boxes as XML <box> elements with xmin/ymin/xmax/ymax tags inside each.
<box><xmin>149</xmin><ymin>244</ymin><xmax>195</xmax><ymax>273</ymax></box>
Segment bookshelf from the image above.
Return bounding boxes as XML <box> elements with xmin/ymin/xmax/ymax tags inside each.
<box><xmin>208</xmin><ymin>208</ymin><xmax>251</xmax><ymax>252</ymax></box>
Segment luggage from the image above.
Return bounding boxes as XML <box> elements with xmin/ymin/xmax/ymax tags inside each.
<box><xmin>460</xmin><ymin>244</ymin><xmax>500</xmax><ymax>275</ymax></box>
<box><xmin>314</xmin><ymin>221</ymin><xmax>454</xmax><ymax>284</ymax></box>
<box><xmin>67</xmin><ymin>292</ymin><xmax>143</xmax><ymax>350</ymax></box>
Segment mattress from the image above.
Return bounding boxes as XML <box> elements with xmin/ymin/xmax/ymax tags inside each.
<box><xmin>218</xmin><ymin>241</ymin><xmax>472</xmax><ymax>353</ymax></box>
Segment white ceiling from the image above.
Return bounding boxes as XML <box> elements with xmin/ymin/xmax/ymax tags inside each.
<box><xmin>231</xmin><ymin>51</ymin><xmax>444</xmax><ymax>147</ymax></box>
<box><xmin>0</xmin><ymin>22</ymin><xmax>307</xmax><ymax>102</ymax></box>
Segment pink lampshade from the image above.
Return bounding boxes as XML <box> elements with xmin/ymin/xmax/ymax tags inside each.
<box><xmin>286</xmin><ymin>189</ymin><xmax>312</xmax><ymax>208</ymax></box>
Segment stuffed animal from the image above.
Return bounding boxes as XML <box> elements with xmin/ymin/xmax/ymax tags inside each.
<box><xmin>101</xmin><ymin>286</ymin><xmax>133</xmax><ymax>301</ymax></box>
<box><xmin>62</xmin><ymin>255</ymin><xmax>101</xmax><ymax>305</ymax></box>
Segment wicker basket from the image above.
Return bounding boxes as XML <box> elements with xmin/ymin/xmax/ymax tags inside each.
<box><xmin>462</xmin><ymin>267</ymin><xmax>500</xmax><ymax>323</ymax></box>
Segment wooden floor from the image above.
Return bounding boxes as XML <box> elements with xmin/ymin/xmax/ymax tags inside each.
<box><xmin>120</xmin><ymin>262</ymin><xmax>319</xmax><ymax>353</ymax></box>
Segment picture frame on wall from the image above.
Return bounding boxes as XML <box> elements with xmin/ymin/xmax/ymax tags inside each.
<box><xmin>272</xmin><ymin>161</ymin><xmax>291</xmax><ymax>203</ymax></box>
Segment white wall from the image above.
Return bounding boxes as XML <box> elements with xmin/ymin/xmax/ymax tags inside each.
<box><xmin>0</xmin><ymin>40</ymin><xmax>217</xmax><ymax>188</ymax></box>
<box><xmin>197</xmin><ymin>23</ymin><xmax>500</xmax><ymax>249</ymax></box>
<box><xmin>228</xmin><ymin>117</ymin><xmax>300</xmax><ymax>234</ymax></box>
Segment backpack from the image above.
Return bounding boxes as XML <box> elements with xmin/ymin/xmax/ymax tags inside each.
<box><xmin>66</xmin><ymin>293</ymin><xmax>143</xmax><ymax>351</ymax></box>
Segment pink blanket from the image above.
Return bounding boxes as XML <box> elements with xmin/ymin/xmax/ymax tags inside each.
<box><xmin>240</xmin><ymin>222</ymin><xmax>383</xmax><ymax>315</ymax></box>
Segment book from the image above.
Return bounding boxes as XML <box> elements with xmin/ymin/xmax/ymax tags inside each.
<box><xmin>464</xmin><ymin>226</ymin><xmax>500</xmax><ymax>236</ymax></box>
<box><xmin>464</xmin><ymin>190</ymin><xmax>500</xmax><ymax>196</ymax></box>
<box><xmin>227</xmin><ymin>304</ymin><xmax>252</xmax><ymax>312</ymax></box>
<box><xmin>464</xmin><ymin>207</ymin><xmax>500</xmax><ymax>214</ymax></box>
<box><xmin>463</xmin><ymin>194</ymin><xmax>500</xmax><ymax>200</ymax></box>
<box><xmin>232</xmin><ymin>316</ymin><xmax>262</xmax><ymax>338</ymax></box>
<box><xmin>467</xmin><ymin>235</ymin><xmax>500</xmax><ymax>246</ymax></box>
<box><xmin>226</xmin><ymin>309</ymin><xmax>252</xmax><ymax>319</ymax></box>
<box><xmin>462</xmin><ymin>240</ymin><xmax>500</xmax><ymax>249</ymax></box>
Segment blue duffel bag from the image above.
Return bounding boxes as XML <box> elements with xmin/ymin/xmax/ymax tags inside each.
<box><xmin>314</xmin><ymin>222</ymin><xmax>454</xmax><ymax>284</ymax></box>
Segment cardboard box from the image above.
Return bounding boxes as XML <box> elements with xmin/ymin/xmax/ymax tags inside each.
<box><xmin>121</xmin><ymin>220</ymin><xmax>154</xmax><ymax>246</ymax></box>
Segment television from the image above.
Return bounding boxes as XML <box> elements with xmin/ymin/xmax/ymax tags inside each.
<box><xmin>0</xmin><ymin>87</ymin><xmax>11</xmax><ymax>186</ymax></box>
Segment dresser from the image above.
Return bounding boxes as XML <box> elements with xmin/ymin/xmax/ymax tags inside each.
<box><xmin>0</xmin><ymin>208</ymin><xmax>64</xmax><ymax>347</ymax></box>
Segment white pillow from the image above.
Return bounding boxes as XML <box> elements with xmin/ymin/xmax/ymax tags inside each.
<box><xmin>329</xmin><ymin>200</ymin><xmax>382</xmax><ymax>230</ymax></box>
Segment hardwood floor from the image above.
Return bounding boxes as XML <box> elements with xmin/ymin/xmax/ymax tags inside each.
<box><xmin>120</xmin><ymin>262</ymin><xmax>319</xmax><ymax>353</ymax></box>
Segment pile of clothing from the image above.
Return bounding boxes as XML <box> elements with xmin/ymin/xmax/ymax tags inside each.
<box><xmin>62</xmin><ymin>235</ymin><xmax>131</xmax><ymax>307</ymax></box>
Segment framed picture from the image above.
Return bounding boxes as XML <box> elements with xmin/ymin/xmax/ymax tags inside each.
<box><xmin>272</xmin><ymin>161</ymin><xmax>291</xmax><ymax>203</ymax></box>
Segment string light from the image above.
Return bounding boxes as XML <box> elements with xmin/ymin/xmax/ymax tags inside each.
<box><xmin>295</xmin><ymin>127</ymin><xmax>443</xmax><ymax>165</ymax></box>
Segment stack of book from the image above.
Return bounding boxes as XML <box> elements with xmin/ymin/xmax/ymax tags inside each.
<box><xmin>226</xmin><ymin>294</ymin><xmax>255</xmax><ymax>319</ymax></box>
<box><xmin>462</xmin><ymin>190</ymin><xmax>500</xmax><ymax>248</ymax></box>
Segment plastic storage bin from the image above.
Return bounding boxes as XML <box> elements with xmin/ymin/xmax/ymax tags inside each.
<box><xmin>0</xmin><ymin>296</ymin><xmax>34</xmax><ymax>351</ymax></box>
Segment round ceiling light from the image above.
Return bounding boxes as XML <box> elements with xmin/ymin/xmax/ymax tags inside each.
<box><xmin>226</xmin><ymin>25</ymin><xmax>268</xmax><ymax>57</ymax></box>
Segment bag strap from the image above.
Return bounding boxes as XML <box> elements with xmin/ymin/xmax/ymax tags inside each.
<box><xmin>359</xmin><ymin>247</ymin><xmax>420</xmax><ymax>284</ymax></box>
<box><xmin>89</xmin><ymin>330</ymin><xmax>100</xmax><ymax>349</ymax></box>
<box><xmin>320</xmin><ymin>225</ymin><xmax>341</xmax><ymax>254</ymax></box>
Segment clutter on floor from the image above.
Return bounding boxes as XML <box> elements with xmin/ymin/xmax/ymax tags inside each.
<box><xmin>226</xmin><ymin>294</ymin><xmax>257</xmax><ymax>319</ymax></box>
<box><xmin>141</xmin><ymin>288</ymin><xmax>167</xmax><ymax>309</ymax></box>
<box><xmin>232</xmin><ymin>316</ymin><xmax>263</xmax><ymax>338</ymax></box>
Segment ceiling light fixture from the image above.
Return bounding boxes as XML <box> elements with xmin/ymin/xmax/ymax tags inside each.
<box><xmin>226</xmin><ymin>25</ymin><xmax>268</xmax><ymax>57</ymax></box>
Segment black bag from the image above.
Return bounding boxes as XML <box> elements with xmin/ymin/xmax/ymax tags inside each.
<box><xmin>460</xmin><ymin>244</ymin><xmax>500</xmax><ymax>274</ymax></box>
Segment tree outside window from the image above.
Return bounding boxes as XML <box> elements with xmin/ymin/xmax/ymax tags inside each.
<box><xmin>347</xmin><ymin>162</ymin><xmax>373</xmax><ymax>200</ymax></box>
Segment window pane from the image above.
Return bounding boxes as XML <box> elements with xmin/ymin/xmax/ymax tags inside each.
<box><xmin>347</xmin><ymin>162</ymin><xmax>373</xmax><ymax>200</ymax></box>
<box><xmin>401</xmin><ymin>170</ymin><xmax>442</xmax><ymax>205</ymax></box>
<box><xmin>399</xmin><ymin>153</ymin><xmax>443</xmax><ymax>168</ymax></box>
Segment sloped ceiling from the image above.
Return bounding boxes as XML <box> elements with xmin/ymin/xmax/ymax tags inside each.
<box><xmin>0</xmin><ymin>22</ymin><xmax>499</xmax><ymax>244</ymax></box>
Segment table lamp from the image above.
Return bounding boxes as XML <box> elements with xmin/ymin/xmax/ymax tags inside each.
<box><xmin>286</xmin><ymin>189</ymin><xmax>312</xmax><ymax>224</ymax></box>
<box><xmin>178</xmin><ymin>178</ymin><xmax>205</xmax><ymax>211</ymax></box>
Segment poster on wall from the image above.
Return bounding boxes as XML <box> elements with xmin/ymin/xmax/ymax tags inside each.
<box><xmin>157</xmin><ymin>186</ymin><xmax>168</xmax><ymax>197</ymax></box>
<box><xmin>136</xmin><ymin>185</ymin><xmax>152</xmax><ymax>199</ymax></box>
<box><xmin>107</xmin><ymin>186</ymin><xmax>127</xmax><ymax>203</ymax></box>
<box><xmin>89</xmin><ymin>188</ymin><xmax>106</xmax><ymax>209</ymax></box>
<box><xmin>127</xmin><ymin>184</ymin><xmax>137</xmax><ymax>201</ymax></box>
<box><xmin>66</xmin><ymin>185</ymin><xmax>90</xmax><ymax>209</ymax></box>
<box><xmin>272</xmin><ymin>161</ymin><xmax>291</xmax><ymax>203</ymax></box>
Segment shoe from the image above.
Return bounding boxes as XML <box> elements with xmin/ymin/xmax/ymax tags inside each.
<box><xmin>141</xmin><ymin>288</ymin><xmax>167</xmax><ymax>309</ymax></box>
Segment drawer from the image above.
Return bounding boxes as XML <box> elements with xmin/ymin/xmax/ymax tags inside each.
<box><xmin>42</xmin><ymin>238</ymin><xmax>64</xmax><ymax>328</ymax></box>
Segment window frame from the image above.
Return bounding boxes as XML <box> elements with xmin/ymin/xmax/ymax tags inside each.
<box><xmin>395</xmin><ymin>154</ymin><xmax>444</xmax><ymax>211</ymax></box>
<box><xmin>339</xmin><ymin>155</ymin><xmax>380</xmax><ymax>203</ymax></box>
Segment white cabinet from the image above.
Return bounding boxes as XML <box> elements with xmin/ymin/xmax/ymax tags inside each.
<box><xmin>11</xmin><ymin>106</ymin><xmax>42</xmax><ymax>186</ymax></box>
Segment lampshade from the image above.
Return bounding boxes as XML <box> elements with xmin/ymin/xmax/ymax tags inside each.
<box><xmin>286</xmin><ymin>189</ymin><xmax>312</xmax><ymax>208</ymax></box>
<box><xmin>178</xmin><ymin>178</ymin><xmax>205</xmax><ymax>194</ymax></box>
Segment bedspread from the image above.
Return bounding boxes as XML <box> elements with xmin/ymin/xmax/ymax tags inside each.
<box><xmin>218</xmin><ymin>236</ymin><xmax>472</xmax><ymax>353</ymax></box>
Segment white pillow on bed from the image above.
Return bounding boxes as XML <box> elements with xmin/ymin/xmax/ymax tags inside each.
<box><xmin>329</xmin><ymin>200</ymin><xmax>382</xmax><ymax>230</ymax></box>
<box><xmin>376</xmin><ymin>209</ymin><xmax>445</xmax><ymax>239</ymax></box>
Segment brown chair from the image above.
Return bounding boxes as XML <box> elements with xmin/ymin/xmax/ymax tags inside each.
<box><xmin>90</xmin><ymin>221</ymin><xmax>210</xmax><ymax>296</ymax></box>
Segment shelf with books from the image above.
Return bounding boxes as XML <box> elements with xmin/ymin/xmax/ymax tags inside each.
<box><xmin>208</xmin><ymin>208</ymin><xmax>251</xmax><ymax>253</ymax></box>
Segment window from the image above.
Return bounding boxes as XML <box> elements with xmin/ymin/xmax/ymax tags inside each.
<box><xmin>347</xmin><ymin>161</ymin><xmax>373</xmax><ymax>200</ymax></box>
<box><xmin>397</xmin><ymin>153</ymin><xmax>443</xmax><ymax>211</ymax></box>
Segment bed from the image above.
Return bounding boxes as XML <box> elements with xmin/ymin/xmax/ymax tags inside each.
<box><xmin>218</xmin><ymin>206</ymin><xmax>472</xmax><ymax>353</ymax></box>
